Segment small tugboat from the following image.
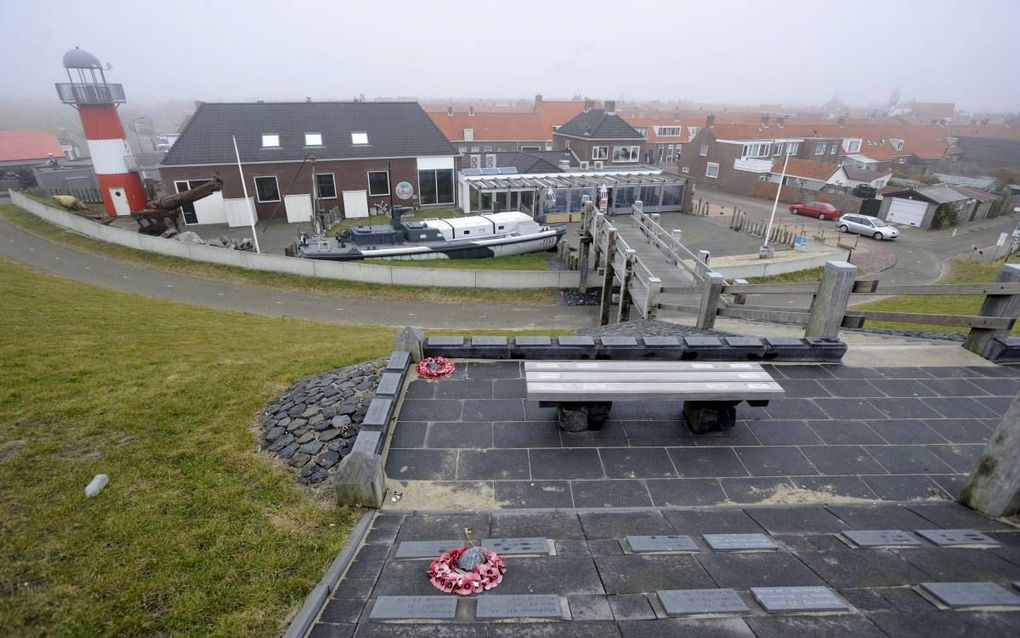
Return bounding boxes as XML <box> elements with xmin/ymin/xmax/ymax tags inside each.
<box><xmin>297</xmin><ymin>206</ymin><xmax>567</xmax><ymax>261</ymax></box>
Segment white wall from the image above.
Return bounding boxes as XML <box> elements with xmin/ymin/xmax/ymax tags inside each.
<box><xmin>8</xmin><ymin>190</ymin><xmax>579</xmax><ymax>290</ymax></box>
<box><xmin>416</xmin><ymin>156</ymin><xmax>455</xmax><ymax>170</ymax></box>
<box><xmin>224</xmin><ymin>197</ymin><xmax>256</xmax><ymax>228</ymax></box>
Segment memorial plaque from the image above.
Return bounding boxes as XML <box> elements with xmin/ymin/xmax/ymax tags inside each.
<box><xmin>703</xmin><ymin>533</ymin><xmax>778</xmax><ymax>551</ymax></box>
<box><xmin>842</xmin><ymin>530</ymin><xmax>921</xmax><ymax>548</ymax></box>
<box><xmin>472</xmin><ymin>336</ymin><xmax>508</xmax><ymax>346</ymax></box>
<box><xmin>642</xmin><ymin>336</ymin><xmax>681</xmax><ymax>347</ymax></box>
<box><xmin>658</xmin><ymin>589</ymin><xmax>749</xmax><ymax>616</ymax></box>
<box><xmin>626</xmin><ymin>535</ymin><xmax>698</xmax><ymax>553</ymax></box>
<box><xmin>601</xmin><ymin>336</ymin><xmax>639</xmax><ymax>347</ymax></box>
<box><xmin>684</xmin><ymin>336</ymin><xmax>722</xmax><ymax>347</ymax></box>
<box><xmin>386</xmin><ymin>350</ymin><xmax>410</xmax><ymax>371</ymax></box>
<box><xmin>481</xmin><ymin>537</ymin><xmax>551</xmax><ymax>556</ymax></box>
<box><xmin>395</xmin><ymin>540</ymin><xmax>463</xmax><ymax>559</ymax></box>
<box><xmin>916</xmin><ymin>529</ymin><xmax>999</xmax><ymax>547</ymax></box>
<box><xmin>427</xmin><ymin>336</ymin><xmax>465</xmax><ymax>346</ymax></box>
<box><xmin>361</xmin><ymin>398</ymin><xmax>393</xmax><ymax>430</ymax></box>
<box><xmin>557</xmin><ymin>336</ymin><xmax>595</xmax><ymax>346</ymax></box>
<box><xmin>751</xmin><ymin>587</ymin><xmax>849</xmax><ymax>613</ymax></box>
<box><xmin>476</xmin><ymin>594</ymin><xmax>563</xmax><ymax>619</ymax></box>
<box><xmin>369</xmin><ymin>596</ymin><xmax>457</xmax><ymax>620</ymax></box>
<box><xmin>920</xmin><ymin>582</ymin><xmax>1020</xmax><ymax>609</ymax></box>
<box><xmin>515</xmin><ymin>336</ymin><xmax>552</xmax><ymax>347</ymax></box>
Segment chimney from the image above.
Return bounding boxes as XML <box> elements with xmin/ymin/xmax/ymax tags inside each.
<box><xmin>468</xmin><ymin>106</ymin><xmax>475</xmax><ymax>117</ymax></box>
<box><xmin>534</xmin><ymin>93</ymin><xmax>543</xmax><ymax>108</ymax></box>
<box><xmin>760</xmin><ymin>113</ymin><xmax>770</xmax><ymax>127</ymax></box>
<box><xmin>583</xmin><ymin>98</ymin><xmax>593</xmax><ymax>112</ymax></box>
<box><xmin>706</xmin><ymin>114</ymin><xmax>716</xmax><ymax>127</ymax></box>
<box><xmin>447</xmin><ymin>105</ymin><xmax>453</xmax><ymax>116</ymax></box>
<box><xmin>605</xmin><ymin>100</ymin><xmax>616</xmax><ymax>115</ymax></box>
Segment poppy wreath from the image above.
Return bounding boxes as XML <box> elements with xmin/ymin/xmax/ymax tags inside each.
<box><xmin>417</xmin><ymin>356</ymin><xmax>456</xmax><ymax>380</ymax></box>
<box><xmin>427</xmin><ymin>547</ymin><xmax>506</xmax><ymax>596</ymax></box>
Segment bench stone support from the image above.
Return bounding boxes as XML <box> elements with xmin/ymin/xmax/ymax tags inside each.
<box><xmin>683</xmin><ymin>401</ymin><xmax>738</xmax><ymax>434</ymax></box>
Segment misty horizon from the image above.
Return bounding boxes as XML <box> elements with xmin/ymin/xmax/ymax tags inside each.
<box><xmin>1</xmin><ymin>0</ymin><xmax>1018</xmax><ymax>113</ymax></box>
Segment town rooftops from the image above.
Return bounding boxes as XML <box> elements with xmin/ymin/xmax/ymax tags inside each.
<box><xmin>489</xmin><ymin>150</ymin><xmax>579</xmax><ymax>173</ymax></box>
<box><xmin>0</xmin><ymin>130</ymin><xmax>65</xmax><ymax>164</ymax></box>
<box><xmin>771</xmin><ymin>158</ymin><xmax>839</xmax><ymax>181</ymax></box>
<box><xmin>428</xmin><ymin>111</ymin><xmax>547</xmax><ymax>142</ymax></box>
<box><xmin>843</xmin><ymin>166</ymin><xmax>892</xmax><ymax>181</ymax></box>
<box><xmin>162</xmin><ymin>101</ymin><xmax>456</xmax><ymax>166</ymax></box>
<box><xmin>886</xmin><ymin>184</ymin><xmax>972</xmax><ymax>204</ymax></box>
<box><xmin>555</xmin><ymin>108</ymin><xmax>644</xmax><ymax>140</ymax></box>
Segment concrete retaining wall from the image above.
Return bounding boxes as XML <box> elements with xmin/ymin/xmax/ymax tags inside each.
<box><xmin>713</xmin><ymin>248</ymin><xmax>851</xmax><ymax>279</ymax></box>
<box><xmin>8</xmin><ymin>190</ymin><xmax>580</xmax><ymax>290</ymax></box>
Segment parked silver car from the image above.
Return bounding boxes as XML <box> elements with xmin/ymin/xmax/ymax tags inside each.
<box><xmin>837</xmin><ymin>214</ymin><xmax>900</xmax><ymax>240</ymax></box>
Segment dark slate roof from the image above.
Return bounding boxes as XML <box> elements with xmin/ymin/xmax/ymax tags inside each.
<box><xmin>493</xmin><ymin>150</ymin><xmax>579</xmax><ymax>173</ymax></box>
<box><xmin>162</xmin><ymin>102</ymin><xmax>456</xmax><ymax>166</ymax></box>
<box><xmin>554</xmin><ymin>108</ymin><xmax>644</xmax><ymax>140</ymax></box>
<box><xmin>844</xmin><ymin>166</ymin><xmax>891</xmax><ymax>181</ymax></box>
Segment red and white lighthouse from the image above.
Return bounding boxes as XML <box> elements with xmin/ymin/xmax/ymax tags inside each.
<box><xmin>56</xmin><ymin>47</ymin><xmax>147</xmax><ymax>216</ymax></box>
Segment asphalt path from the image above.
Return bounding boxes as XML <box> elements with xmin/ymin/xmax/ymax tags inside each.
<box><xmin>0</xmin><ymin>216</ymin><xmax>598</xmax><ymax>330</ymax></box>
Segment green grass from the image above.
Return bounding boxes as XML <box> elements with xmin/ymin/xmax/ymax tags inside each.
<box><xmin>746</xmin><ymin>267</ymin><xmax>823</xmax><ymax>284</ymax></box>
<box><xmin>0</xmin><ymin>204</ymin><xmax>555</xmax><ymax>305</ymax></box>
<box><xmin>852</xmin><ymin>257</ymin><xmax>1020</xmax><ymax>334</ymax></box>
<box><xmin>0</xmin><ymin>257</ymin><xmax>394</xmax><ymax>636</ymax></box>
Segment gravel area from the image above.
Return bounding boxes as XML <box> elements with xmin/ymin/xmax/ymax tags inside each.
<box><xmin>578</xmin><ymin>318</ymin><xmax>739</xmax><ymax>338</ymax></box>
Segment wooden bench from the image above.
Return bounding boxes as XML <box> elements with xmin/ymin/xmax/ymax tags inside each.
<box><xmin>524</xmin><ymin>361</ymin><xmax>785</xmax><ymax>433</ymax></box>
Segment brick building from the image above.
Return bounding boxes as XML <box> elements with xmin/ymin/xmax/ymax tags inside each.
<box><xmin>160</xmin><ymin>101</ymin><xmax>457</xmax><ymax>226</ymax></box>
<box><xmin>551</xmin><ymin>101</ymin><xmax>646</xmax><ymax>170</ymax></box>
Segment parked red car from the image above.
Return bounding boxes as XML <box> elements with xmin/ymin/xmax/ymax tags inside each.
<box><xmin>789</xmin><ymin>201</ymin><xmax>842</xmax><ymax>220</ymax></box>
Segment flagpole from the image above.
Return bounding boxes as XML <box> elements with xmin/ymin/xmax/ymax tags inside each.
<box><xmin>233</xmin><ymin>135</ymin><xmax>261</xmax><ymax>254</ymax></box>
<box><xmin>762</xmin><ymin>141</ymin><xmax>790</xmax><ymax>257</ymax></box>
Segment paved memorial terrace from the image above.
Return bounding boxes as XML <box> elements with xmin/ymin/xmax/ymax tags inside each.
<box><xmin>302</xmin><ymin>361</ymin><xmax>1020</xmax><ymax>637</ymax></box>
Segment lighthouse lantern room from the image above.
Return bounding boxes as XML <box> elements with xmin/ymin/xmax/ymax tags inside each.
<box><xmin>56</xmin><ymin>47</ymin><xmax>147</xmax><ymax>216</ymax></box>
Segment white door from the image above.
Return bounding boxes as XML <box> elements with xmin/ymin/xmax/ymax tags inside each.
<box><xmin>886</xmin><ymin>198</ymin><xmax>927</xmax><ymax>227</ymax></box>
<box><xmin>342</xmin><ymin>190</ymin><xmax>369</xmax><ymax>218</ymax></box>
<box><xmin>108</xmin><ymin>186</ymin><xmax>130</xmax><ymax>216</ymax></box>
<box><xmin>284</xmin><ymin>194</ymin><xmax>313</xmax><ymax>223</ymax></box>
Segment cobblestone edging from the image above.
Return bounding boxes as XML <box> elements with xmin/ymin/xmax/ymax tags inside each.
<box><xmin>259</xmin><ymin>360</ymin><xmax>385</xmax><ymax>485</ymax></box>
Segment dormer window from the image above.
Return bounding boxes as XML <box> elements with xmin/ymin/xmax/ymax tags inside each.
<box><xmin>890</xmin><ymin>138</ymin><xmax>904</xmax><ymax>151</ymax></box>
<box><xmin>688</xmin><ymin>126</ymin><xmax>698</xmax><ymax>137</ymax></box>
<box><xmin>304</xmin><ymin>133</ymin><xmax>323</xmax><ymax>146</ymax></box>
<box><xmin>463</xmin><ymin>128</ymin><xmax>474</xmax><ymax>141</ymax></box>
<box><xmin>261</xmin><ymin>134</ymin><xmax>280</xmax><ymax>148</ymax></box>
<box><xmin>351</xmin><ymin>132</ymin><xmax>369</xmax><ymax>145</ymax></box>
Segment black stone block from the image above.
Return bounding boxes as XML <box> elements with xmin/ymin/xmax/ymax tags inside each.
<box><xmin>467</xmin><ymin>335</ymin><xmax>512</xmax><ymax>359</ymax></box>
<box><xmin>423</xmin><ymin>335</ymin><xmax>472</xmax><ymax>358</ymax></box>
<box><xmin>722</xmin><ymin>336</ymin><xmax>767</xmax><ymax>360</ymax></box>
<box><xmin>360</xmin><ymin>397</ymin><xmax>393</xmax><ymax>431</ymax></box>
<box><xmin>375</xmin><ymin>372</ymin><xmax>403</xmax><ymax>397</ymax></box>
<box><xmin>385</xmin><ymin>350</ymin><xmax>410</xmax><ymax>372</ymax></box>
<box><xmin>550</xmin><ymin>336</ymin><xmax>597</xmax><ymax>359</ymax></box>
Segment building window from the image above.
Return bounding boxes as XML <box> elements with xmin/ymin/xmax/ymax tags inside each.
<box><xmin>789</xmin><ymin>142</ymin><xmax>800</xmax><ymax>154</ymax></box>
<box><xmin>681</xmin><ymin>166</ymin><xmax>690</xmax><ymax>174</ymax></box>
<box><xmin>706</xmin><ymin>162</ymin><xmax>719</xmax><ymax>178</ymax></box>
<box><xmin>261</xmin><ymin>134</ymin><xmax>280</xmax><ymax>148</ymax></box>
<box><xmin>565</xmin><ymin>139</ymin><xmax>571</xmax><ymax>149</ymax></box>
<box><xmin>254</xmin><ymin>176</ymin><xmax>280</xmax><ymax>202</ymax></box>
<box><xmin>521</xmin><ymin>145</ymin><xmax>541</xmax><ymax>151</ymax></box>
<box><xmin>592</xmin><ymin>146</ymin><xmax>608</xmax><ymax>160</ymax></box>
<box><xmin>458</xmin><ymin>146</ymin><xmax>467</xmax><ymax>153</ymax></box>
<box><xmin>830</xmin><ymin>145</ymin><xmax>837</xmax><ymax>155</ymax></box>
<box><xmin>470</xmin><ymin>146</ymin><xmax>480</xmax><ymax>153</ymax></box>
<box><xmin>699</xmin><ymin>144</ymin><xmax>709</xmax><ymax>157</ymax></box>
<box><xmin>305</xmin><ymin>133</ymin><xmax>323</xmax><ymax>146</ymax></box>
<box><xmin>315</xmin><ymin>173</ymin><xmax>337</xmax><ymax>199</ymax></box>
<box><xmin>464</xmin><ymin>128</ymin><xmax>474</xmax><ymax>141</ymax></box>
<box><xmin>483</xmin><ymin>146</ymin><xmax>492</xmax><ymax>152</ymax></box>
<box><xmin>544</xmin><ymin>142</ymin><xmax>553</xmax><ymax>150</ymax></box>
<box><xmin>418</xmin><ymin>169</ymin><xmax>454</xmax><ymax>205</ymax></box>
<box><xmin>612</xmin><ymin>145</ymin><xmax>641</xmax><ymax>163</ymax></box>
<box><xmin>635</xmin><ymin>127</ymin><xmax>648</xmax><ymax>137</ymax></box>
<box><xmin>890</xmin><ymin>138</ymin><xmax>904</xmax><ymax>151</ymax></box>
<box><xmin>656</xmin><ymin>126</ymin><xmax>682</xmax><ymax>136</ymax></box>
<box><xmin>688</xmin><ymin>126</ymin><xmax>698</xmax><ymax>137</ymax></box>
<box><xmin>351</xmin><ymin>132</ymin><xmax>369</xmax><ymax>145</ymax></box>
<box><xmin>846</xmin><ymin>139</ymin><xmax>861</xmax><ymax>153</ymax></box>
<box><xmin>367</xmin><ymin>171</ymin><xmax>389</xmax><ymax>196</ymax></box>
<box><xmin>815</xmin><ymin>143</ymin><xmax>826</xmax><ymax>155</ymax></box>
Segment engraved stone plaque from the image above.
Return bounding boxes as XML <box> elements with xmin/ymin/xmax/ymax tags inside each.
<box><xmin>842</xmin><ymin>530</ymin><xmax>922</xmax><ymax>548</ymax></box>
<box><xmin>369</xmin><ymin>596</ymin><xmax>457</xmax><ymax>620</ymax></box>
<box><xmin>626</xmin><ymin>535</ymin><xmax>698</xmax><ymax>553</ymax></box>
<box><xmin>658</xmin><ymin>589</ymin><xmax>749</xmax><ymax>616</ymax></box>
<box><xmin>375</xmin><ymin>372</ymin><xmax>403</xmax><ymax>397</ymax></box>
<box><xmin>915</xmin><ymin>529</ymin><xmax>999</xmax><ymax>546</ymax></box>
<box><xmin>394</xmin><ymin>540</ymin><xmax>463</xmax><ymax>559</ymax></box>
<box><xmin>481</xmin><ymin>538</ymin><xmax>551</xmax><ymax>556</ymax></box>
<box><xmin>476</xmin><ymin>594</ymin><xmax>563</xmax><ymax>619</ymax></box>
<box><xmin>751</xmin><ymin>586</ymin><xmax>849</xmax><ymax>613</ymax></box>
<box><xmin>703</xmin><ymin>533</ymin><xmax>778</xmax><ymax>551</ymax></box>
<box><xmin>920</xmin><ymin>582</ymin><xmax>1020</xmax><ymax>609</ymax></box>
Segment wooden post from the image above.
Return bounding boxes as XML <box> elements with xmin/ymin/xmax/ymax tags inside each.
<box><xmin>697</xmin><ymin>249</ymin><xmax>711</xmax><ymax>277</ymax></box>
<box><xmin>805</xmin><ymin>260</ymin><xmax>857</xmax><ymax>339</ymax></box>
<box><xmin>732</xmin><ymin>278</ymin><xmax>749</xmax><ymax>305</ymax></box>
<box><xmin>617</xmin><ymin>249</ymin><xmax>637</xmax><ymax>323</ymax></box>
<box><xmin>697</xmin><ymin>272</ymin><xmax>725</xmax><ymax>330</ymax></box>
<box><xmin>963</xmin><ymin>263</ymin><xmax>1020</xmax><ymax>358</ymax></box>
<box><xmin>958</xmin><ymin>388</ymin><xmax>1020</xmax><ymax>517</ymax></box>
<box><xmin>644</xmin><ymin>277</ymin><xmax>662</xmax><ymax>319</ymax></box>
<box><xmin>578</xmin><ymin>202</ymin><xmax>592</xmax><ymax>292</ymax></box>
<box><xmin>598</xmin><ymin>228</ymin><xmax>618</xmax><ymax>326</ymax></box>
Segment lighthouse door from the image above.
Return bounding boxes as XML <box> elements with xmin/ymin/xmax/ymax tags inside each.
<box><xmin>108</xmin><ymin>187</ymin><xmax>131</xmax><ymax>216</ymax></box>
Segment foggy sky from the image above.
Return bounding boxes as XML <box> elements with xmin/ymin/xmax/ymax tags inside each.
<box><xmin>2</xmin><ymin>0</ymin><xmax>1017</xmax><ymax>112</ymax></box>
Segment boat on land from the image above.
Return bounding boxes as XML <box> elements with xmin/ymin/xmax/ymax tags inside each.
<box><xmin>296</xmin><ymin>207</ymin><xmax>567</xmax><ymax>261</ymax></box>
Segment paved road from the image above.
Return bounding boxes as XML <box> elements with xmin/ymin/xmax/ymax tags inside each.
<box><xmin>0</xmin><ymin>216</ymin><xmax>598</xmax><ymax>330</ymax></box>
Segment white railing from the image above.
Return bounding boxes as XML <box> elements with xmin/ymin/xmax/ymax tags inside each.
<box><xmin>733</xmin><ymin>158</ymin><xmax>773</xmax><ymax>173</ymax></box>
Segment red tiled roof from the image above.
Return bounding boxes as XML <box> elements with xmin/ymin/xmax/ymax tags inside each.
<box><xmin>427</xmin><ymin>111</ymin><xmax>546</xmax><ymax>142</ymax></box>
<box><xmin>0</xmin><ymin>130</ymin><xmax>64</xmax><ymax>163</ymax></box>
<box><xmin>626</xmin><ymin>117</ymin><xmax>698</xmax><ymax>143</ymax></box>
<box><xmin>771</xmin><ymin>158</ymin><xmax>839</xmax><ymax>181</ymax></box>
<box><xmin>536</xmin><ymin>100</ymin><xmax>587</xmax><ymax>136</ymax></box>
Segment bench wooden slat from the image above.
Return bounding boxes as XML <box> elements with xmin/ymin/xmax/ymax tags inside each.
<box><xmin>527</xmin><ymin>371</ymin><xmax>774</xmax><ymax>383</ymax></box>
<box><xmin>524</xmin><ymin>361</ymin><xmax>763</xmax><ymax>372</ymax></box>
<box><xmin>527</xmin><ymin>381</ymin><xmax>785</xmax><ymax>403</ymax></box>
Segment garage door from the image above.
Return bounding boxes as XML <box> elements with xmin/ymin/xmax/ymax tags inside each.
<box><xmin>284</xmin><ymin>193</ymin><xmax>312</xmax><ymax>223</ymax></box>
<box><xmin>886</xmin><ymin>198</ymin><xmax>927</xmax><ymax>227</ymax></box>
<box><xmin>342</xmin><ymin>190</ymin><xmax>369</xmax><ymax>218</ymax></box>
